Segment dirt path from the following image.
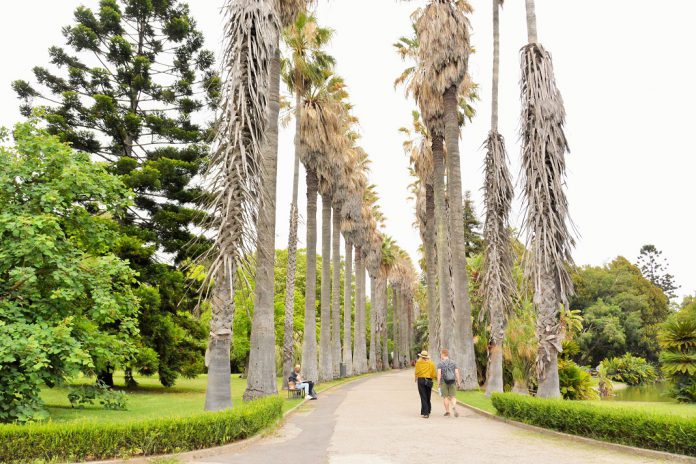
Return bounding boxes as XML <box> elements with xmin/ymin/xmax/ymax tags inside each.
<box><xmin>193</xmin><ymin>369</ymin><xmax>678</xmax><ymax>464</ymax></box>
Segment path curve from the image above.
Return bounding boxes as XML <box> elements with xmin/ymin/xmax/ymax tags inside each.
<box><xmin>194</xmin><ymin>369</ymin><xmax>680</xmax><ymax>464</ymax></box>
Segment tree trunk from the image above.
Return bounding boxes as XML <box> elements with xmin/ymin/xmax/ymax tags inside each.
<box><xmin>205</xmin><ymin>264</ymin><xmax>235</xmax><ymax>410</ymax></box>
<box><xmin>444</xmin><ymin>85</ymin><xmax>478</xmax><ymax>390</ymax></box>
<box><xmin>381</xmin><ymin>279</ymin><xmax>389</xmax><ymax>370</ymax></box>
<box><xmin>374</xmin><ymin>276</ymin><xmax>386</xmax><ymax>371</ymax></box>
<box><xmin>512</xmin><ymin>379</ymin><xmax>529</xmax><ymax>395</ymax></box>
<box><xmin>342</xmin><ymin>240</ymin><xmax>353</xmax><ymax>376</ymax></box>
<box><xmin>331</xmin><ymin>205</ymin><xmax>342</xmax><ymax>377</ymax></box>
<box><xmin>301</xmin><ymin>168</ymin><xmax>319</xmax><ymax>383</ymax></box>
<box><xmin>525</xmin><ymin>0</ymin><xmax>539</xmax><ymax>43</ymax></box>
<box><xmin>353</xmin><ymin>248</ymin><xmax>367</xmax><ymax>374</ymax></box>
<box><xmin>244</xmin><ymin>48</ymin><xmax>281</xmax><ymax>401</ymax></box>
<box><xmin>432</xmin><ymin>135</ymin><xmax>452</xmax><ymax>357</ymax></box>
<box><xmin>485</xmin><ymin>344</ymin><xmax>504</xmax><ymax>396</ymax></box>
<box><xmin>392</xmin><ymin>284</ymin><xmax>400</xmax><ymax>369</ymax></box>
<box><xmin>536</xmin><ymin>270</ymin><xmax>562</xmax><ymax>398</ymax></box>
<box><xmin>491</xmin><ymin>0</ymin><xmax>501</xmax><ymax>132</ymax></box>
<box><xmin>281</xmin><ymin>84</ymin><xmax>304</xmax><ymax>388</ymax></box>
<box><xmin>369</xmin><ymin>275</ymin><xmax>377</xmax><ymax>371</ymax></box>
<box><xmin>424</xmin><ymin>184</ymin><xmax>441</xmax><ymax>365</ymax></box>
<box><xmin>319</xmin><ymin>196</ymin><xmax>333</xmax><ymax>381</ymax></box>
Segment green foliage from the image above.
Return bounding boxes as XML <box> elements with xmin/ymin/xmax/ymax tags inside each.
<box><xmin>599</xmin><ymin>354</ymin><xmax>658</xmax><ymax>386</ymax></box>
<box><xmin>13</xmin><ymin>0</ymin><xmax>215</xmax><ymax>387</ymax></box>
<box><xmin>67</xmin><ymin>381</ymin><xmax>128</xmax><ymax>410</ymax></box>
<box><xmin>492</xmin><ymin>393</ymin><xmax>696</xmax><ymax>456</ymax></box>
<box><xmin>0</xmin><ymin>120</ymin><xmax>138</xmax><ymax>423</ymax></box>
<box><xmin>0</xmin><ymin>396</ymin><xmax>282</xmax><ymax>463</ymax></box>
<box><xmin>572</xmin><ymin>257</ymin><xmax>671</xmax><ymax>365</ymax></box>
<box><xmin>558</xmin><ymin>359</ymin><xmax>598</xmax><ymax>400</ymax></box>
<box><xmin>462</xmin><ymin>191</ymin><xmax>484</xmax><ymax>258</ymax></box>
<box><xmin>659</xmin><ymin>302</ymin><xmax>696</xmax><ymax>403</ymax></box>
<box><xmin>637</xmin><ymin>245</ymin><xmax>680</xmax><ymax>300</ymax></box>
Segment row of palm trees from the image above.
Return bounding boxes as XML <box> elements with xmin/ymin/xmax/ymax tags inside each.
<box><xmin>400</xmin><ymin>0</ymin><xmax>574</xmax><ymax>398</ymax></box>
<box><xmin>202</xmin><ymin>0</ymin><xmax>420</xmax><ymax>410</ymax></box>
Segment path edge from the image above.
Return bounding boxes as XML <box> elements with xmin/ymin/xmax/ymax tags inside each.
<box><xmin>455</xmin><ymin>398</ymin><xmax>696</xmax><ymax>464</ymax></box>
<box><xmin>83</xmin><ymin>372</ymin><xmax>382</xmax><ymax>464</ymax></box>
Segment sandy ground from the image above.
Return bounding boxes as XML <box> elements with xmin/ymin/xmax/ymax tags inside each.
<box><xmin>193</xmin><ymin>369</ymin><xmax>677</xmax><ymax>464</ymax></box>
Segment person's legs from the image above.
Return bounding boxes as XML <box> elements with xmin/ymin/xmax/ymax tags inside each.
<box><xmin>417</xmin><ymin>379</ymin><xmax>428</xmax><ymax>416</ymax></box>
<box><xmin>307</xmin><ymin>380</ymin><xmax>317</xmax><ymax>398</ymax></box>
<box><xmin>298</xmin><ymin>382</ymin><xmax>311</xmax><ymax>398</ymax></box>
<box><xmin>425</xmin><ymin>382</ymin><xmax>432</xmax><ymax>416</ymax></box>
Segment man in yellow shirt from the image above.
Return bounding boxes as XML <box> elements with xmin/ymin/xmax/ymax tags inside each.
<box><xmin>414</xmin><ymin>350</ymin><xmax>437</xmax><ymax>418</ymax></box>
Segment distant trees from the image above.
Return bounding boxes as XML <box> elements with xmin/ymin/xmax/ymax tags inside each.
<box><xmin>637</xmin><ymin>245</ymin><xmax>680</xmax><ymax>300</ymax></box>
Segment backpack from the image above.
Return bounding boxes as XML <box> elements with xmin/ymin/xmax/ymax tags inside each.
<box><xmin>442</xmin><ymin>360</ymin><xmax>456</xmax><ymax>385</ymax></box>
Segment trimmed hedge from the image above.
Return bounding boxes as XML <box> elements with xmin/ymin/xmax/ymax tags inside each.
<box><xmin>491</xmin><ymin>393</ymin><xmax>696</xmax><ymax>457</ymax></box>
<box><xmin>0</xmin><ymin>396</ymin><xmax>283</xmax><ymax>463</ymax></box>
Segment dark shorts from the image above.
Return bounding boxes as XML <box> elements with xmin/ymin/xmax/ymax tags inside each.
<box><xmin>441</xmin><ymin>382</ymin><xmax>457</xmax><ymax>397</ymax></box>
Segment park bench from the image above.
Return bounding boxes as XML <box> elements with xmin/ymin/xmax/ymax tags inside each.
<box><xmin>286</xmin><ymin>381</ymin><xmax>304</xmax><ymax>399</ymax></box>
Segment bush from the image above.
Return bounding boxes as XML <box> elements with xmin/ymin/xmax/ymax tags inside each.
<box><xmin>0</xmin><ymin>396</ymin><xmax>282</xmax><ymax>463</ymax></box>
<box><xmin>659</xmin><ymin>305</ymin><xmax>696</xmax><ymax>403</ymax></box>
<box><xmin>599</xmin><ymin>354</ymin><xmax>657</xmax><ymax>386</ymax></box>
<box><xmin>558</xmin><ymin>359</ymin><xmax>598</xmax><ymax>400</ymax></box>
<box><xmin>67</xmin><ymin>381</ymin><xmax>128</xmax><ymax>410</ymax></box>
<box><xmin>491</xmin><ymin>393</ymin><xmax>696</xmax><ymax>456</ymax></box>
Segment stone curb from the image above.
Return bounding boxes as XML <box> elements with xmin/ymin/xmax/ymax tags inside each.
<box><xmin>81</xmin><ymin>372</ymin><xmax>382</xmax><ymax>464</ymax></box>
<box><xmin>455</xmin><ymin>398</ymin><xmax>696</xmax><ymax>464</ymax></box>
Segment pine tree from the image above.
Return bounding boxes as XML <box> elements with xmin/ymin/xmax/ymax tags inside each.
<box><xmin>462</xmin><ymin>191</ymin><xmax>484</xmax><ymax>258</ymax></box>
<box><xmin>637</xmin><ymin>245</ymin><xmax>680</xmax><ymax>300</ymax></box>
<box><xmin>13</xmin><ymin>0</ymin><xmax>219</xmax><ymax>387</ymax></box>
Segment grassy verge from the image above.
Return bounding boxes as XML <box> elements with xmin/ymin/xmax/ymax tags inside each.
<box><xmin>492</xmin><ymin>393</ymin><xmax>696</xmax><ymax>456</ymax></box>
<box><xmin>455</xmin><ymin>390</ymin><xmax>495</xmax><ymax>414</ymax></box>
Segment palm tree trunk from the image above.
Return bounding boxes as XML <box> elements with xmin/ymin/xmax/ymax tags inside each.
<box><xmin>525</xmin><ymin>0</ymin><xmax>539</xmax><ymax>43</ymax></box>
<box><xmin>319</xmin><ymin>196</ymin><xmax>333</xmax><ymax>381</ymax></box>
<box><xmin>369</xmin><ymin>275</ymin><xmax>377</xmax><ymax>371</ymax></box>
<box><xmin>432</xmin><ymin>135</ymin><xmax>452</xmax><ymax>356</ymax></box>
<box><xmin>342</xmin><ymin>240</ymin><xmax>353</xmax><ymax>376</ymax></box>
<box><xmin>281</xmin><ymin>87</ymin><xmax>303</xmax><ymax>388</ymax></box>
<box><xmin>491</xmin><ymin>0</ymin><xmax>501</xmax><ymax>132</ymax></box>
<box><xmin>204</xmin><ymin>264</ymin><xmax>235</xmax><ymax>410</ymax></box>
<box><xmin>374</xmin><ymin>276</ymin><xmax>386</xmax><ymax>370</ymax></box>
<box><xmin>353</xmin><ymin>247</ymin><xmax>367</xmax><ymax>374</ymax></box>
<box><xmin>381</xmin><ymin>279</ymin><xmax>389</xmax><ymax>370</ymax></box>
<box><xmin>244</xmin><ymin>48</ymin><xmax>280</xmax><ymax>401</ymax></box>
<box><xmin>425</xmin><ymin>184</ymin><xmax>441</xmax><ymax>365</ymax></box>
<box><xmin>444</xmin><ymin>85</ymin><xmax>478</xmax><ymax>390</ymax></box>
<box><xmin>331</xmin><ymin>205</ymin><xmax>342</xmax><ymax>377</ymax></box>
<box><xmin>536</xmin><ymin>271</ymin><xmax>561</xmax><ymax>398</ymax></box>
<box><xmin>301</xmin><ymin>168</ymin><xmax>319</xmax><ymax>383</ymax></box>
<box><xmin>392</xmin><ymin>284</ymin><xmax>400</xmax><ymax>369</ymax></box>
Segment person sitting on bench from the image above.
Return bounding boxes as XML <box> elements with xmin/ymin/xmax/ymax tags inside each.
<box><xmin>288</xmin><ymin>364</ymin><xmax>317</xmax><ymax>400</ymax></box>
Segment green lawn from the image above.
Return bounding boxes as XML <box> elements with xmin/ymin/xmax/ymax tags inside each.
<box><xmin>40</xmin><ymin>372</ymin><xmax>370</xmax><ymax>424</ymax></box>
<box><xmin>453</xmin><ymin>389</ymin><xmax>696</xmax><ymax>419</ymax></box>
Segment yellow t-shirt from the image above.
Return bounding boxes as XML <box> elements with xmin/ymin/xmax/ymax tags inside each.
<box><xmin>414</xmin><ymin>359</ymin><xmax>436</xmax><ymax>379</ymax></box>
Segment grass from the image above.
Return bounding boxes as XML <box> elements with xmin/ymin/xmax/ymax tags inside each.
<box><xmin>454</xmin><ymin>389</ymin><xmax>696</xmax><ymax>419</ymax></box>
<box><xmin>40</xmin><ymin>371</ymin><xmax>372</xmax><ymax>425</ymax></box>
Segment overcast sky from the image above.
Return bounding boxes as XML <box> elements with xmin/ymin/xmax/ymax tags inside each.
<box><xmin>1</xmin><ymin>1</ymin><xmax>694</xmax><ymax>300</ymax></box>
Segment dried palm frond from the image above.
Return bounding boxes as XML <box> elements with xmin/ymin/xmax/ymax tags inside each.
<box><xmin>480</xmin><ymin>131</ymin><xmax>515</xmax><ymax>345</ymax></box>
<box><xmin>199</xmin><ymin>0</ymin><xmax>279</xmax><ymax>291</ymax></box>
<box><xmin>519</xmin><ymin>42</ymin><xmax>575</xmax><ymax>378</ymax></box>
<box><xmin>277</xmin><ymin>0</ymin><xmax>310</xmax><ymax>27</ymax></box>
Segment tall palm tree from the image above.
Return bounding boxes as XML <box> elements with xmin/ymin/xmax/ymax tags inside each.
<box><xmin>520</xmin><ymin>0</ymin><xmax>575</xmax><ymax>398</ymax></box>
<box><xmin>203</xmin><ymin>0</ymin><xmax>279</xmax><ymax>410</ymax></box>
<box><xmin>414</xmin><ymin>0</ymin><xmax>477</xmax><ymax>389</ymax></box>
<box><xmin>245</xmin><ymin>0</ymin><xmax>311</xmax><ymax>402</ymax></box>
<box><xmin>480</xmin><ymin>0</ymin><xmax>514</xmax><ymax>399</ymax></box>
<box><xmin>280</xmin><ymin>13</ymin><xmax>334</xmax><ymax>388</ymax></box>
<box><xmin>378</xmin><ymin>237</ymin><xmax>397</xmax><ymax>370</ymax></box>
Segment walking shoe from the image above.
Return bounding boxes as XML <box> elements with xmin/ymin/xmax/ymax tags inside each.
<box><xmin>444</xmin><ymin>412</ymin><xmax>450</xmax><ymax>417</ymax></box>
<box><xmin>424</xmin><ymin>414</ymin><xmax>429</xmax><ymax>418</ymax></box>
<box><xmin>305</xmin><ymin>395</ymin><xmax>312</xmax><ymax>400</ymax></box>
<box><xmin>453</xmin><ymin>409</ymin><xmax>459</xmax><ymax>417</ymax></box>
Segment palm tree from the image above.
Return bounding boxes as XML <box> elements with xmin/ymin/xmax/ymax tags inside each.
<box><xmin>378</xmin><ymin>237</ymin><xmax>397</xmax><ymax>370</ymax></box>
<box><xmin>414</xmin><ymin>0</ymin><xmax>477</xmax><ymax>389</ymax></box>
<box><xmin>280</xmin><ymin>13</ymin><xmax>334</xmax><ymax>388</ymax></box>
<box><xmin>520</xmin><ymin>0</ymin><xmax>575</xmax><ymax>398</ymax></box>
<box><xmin>202</xmin><ymin>0</ymin><xmax>279</xmax><ymax>410</ymax></box>
<box><xmin>480</xmin><ymin>0</ymin><xmax>515</xmax><ymax>397</ymax></box>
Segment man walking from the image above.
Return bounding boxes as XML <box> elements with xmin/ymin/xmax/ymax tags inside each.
<box><xmin>414</xmin><ymin>350</ymin><xmax>436</xmax><ymax>418</ymax></box>
<box><xmin>437</xmin><ymin>349</ymin><xmax>461</xmax><ymax>417</ymax></box>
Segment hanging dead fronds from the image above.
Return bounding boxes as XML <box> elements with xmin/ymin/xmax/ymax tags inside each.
<box><xmin>199</xmin><ymin>0</ymin><xmax>279</xmax><ymax>291</ymax></box>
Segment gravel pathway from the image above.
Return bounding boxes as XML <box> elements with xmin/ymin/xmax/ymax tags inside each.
<box><xmin>193</xmin><ymin>369</ymin><xmax>679</xmax><ymax>464</ymax></box>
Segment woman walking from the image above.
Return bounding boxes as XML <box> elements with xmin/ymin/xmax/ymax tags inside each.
<box><xmin>414</xmin><ymin>350</ymin><xmax>436</xmax><ymax>418</ymax></box>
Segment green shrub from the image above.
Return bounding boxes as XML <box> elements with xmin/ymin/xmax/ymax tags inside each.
<box><xmin>558</xmin><ymin>359</ymin><xmax>598</xmax><ymax>400</ymax></box>
<box><xmin>491</xmin><ymin>393</ymin><xmax>696</xmax><ymax>456</ymax></box>
<box><xmin>67</xmin><ymin>381</ymin><xmax>128</xmax><ymax>410</ymax></box>
<box><xmin>0</xmin><ymin>396</ymin><xmax>282</xmax><ymax>463</ymax></box>
<box><xmin>599</xmin><ymin>353</ymin><xmax>657</xmax><ymax>386</ymax></box>
<box><xmin>659</xmin><ymin>305</ymin><xmax>696</xmax><ymax>403</ymax></box>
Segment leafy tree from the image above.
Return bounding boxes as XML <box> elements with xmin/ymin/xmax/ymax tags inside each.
<box><xmin>462</xmin><ymin>191</ymin><xmax>484</xmax><ymax>258</ymax></box>
<box><xmin>637</xmin><ymin>245</ymin><xmax>680</xmax><ymax>300</ymax></box>
<box><xmin>599</xmin><ymin>354</ymin><xmax>658</xmax><ymax>386</ymax></box>
<box><xmin>0</xmin><ymin>120</ymin><xmax>139</xmax><ymax>422</ymax></box>
<box><xmin>571</xmin><ymin>257</ymin><xmax>671</xmax><ymax>365</ymax></box>
<box><xmin>12</xmin><ymin>0</ymin><xmax>217</xmax><ymax>386</ymax></box>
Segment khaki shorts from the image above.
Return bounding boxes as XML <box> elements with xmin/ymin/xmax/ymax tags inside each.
<box><xmin>441</xmin><ymin>382</ymin><xmax>457</xmax><ymax>397</ymax></box>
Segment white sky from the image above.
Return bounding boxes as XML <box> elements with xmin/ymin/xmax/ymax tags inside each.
<box><xmin>1</xmin><ymin>1</ymin><xmax>694</xmax><ymax>299</ymax></box>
